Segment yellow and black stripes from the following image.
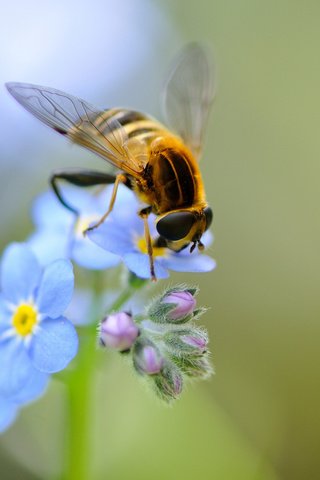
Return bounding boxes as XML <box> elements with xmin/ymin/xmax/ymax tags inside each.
<box><xmin>89</xmin><ymin>108</ymin><xmax>166</xmax><ymax>146</ymax></box>
<box><xmin>159</xmin><ymin>148</ymin><xmax>196</xmax><ymax>207</ymax></box>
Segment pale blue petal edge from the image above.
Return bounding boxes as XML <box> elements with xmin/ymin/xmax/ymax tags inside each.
<box><xmin>29</xmin><ymin>317</ymin><xmax>78</xmax><ymax>373</ymax></box>
<box><xmin>0</xmin><ymin>338</ymin><xmax>35</xmax><ymax>397</ymax></box>
<box><xmin>1</xmin><ymin>243</ymin><xmax>42</xmax><ymax>304</ymax></box>
<box><xmin>0</xmin><ymin>396</ymin><xmax>19</xmax><ymax>433</ymax></box>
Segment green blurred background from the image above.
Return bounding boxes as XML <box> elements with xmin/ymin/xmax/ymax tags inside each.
<box><xmin>1</xmin><ymin>1</ymin><xmax>320</xmax><ymax>479</ymax></box>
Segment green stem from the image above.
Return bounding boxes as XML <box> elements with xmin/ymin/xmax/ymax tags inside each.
<box><xmin>62</xmin><ymin>273</ymin><xmax>147</xmax><ymax>480</ymax></box>
<box><xmin>109</xmin><ymin>276</ymin><xmax>147</xmax><ymax>312</ymax></box>
<box><xmin>64</xmin><ymin>329</ymin><xmax>97</xmax><ymax>480</ymax></box>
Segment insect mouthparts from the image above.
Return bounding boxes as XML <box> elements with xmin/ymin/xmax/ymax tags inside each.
<box><xmin>190</xmin><ymin>238</ymin><xmax>204</xmax><ymax>253</ymax></box>
<box><xmin>198</xmin><ymin>240</ymin><xmax>205</xmax><ymax>251</ymax></box>
<box><xmin>190</xmin><ymin>241</ymin><xmax>197</xmax><ymax>253</ymax></box>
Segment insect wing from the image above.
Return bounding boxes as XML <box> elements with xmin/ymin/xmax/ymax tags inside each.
<box><xmin>162</xmin><ymin>44</ymin><xmax>215</xmax><ymax>159</ymax></box>
<box><xmin>5</xmin><ymin>82</ymin><xmax>144</xmax><ymax>177</ymax></box>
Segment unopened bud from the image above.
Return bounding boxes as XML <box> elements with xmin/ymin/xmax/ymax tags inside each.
<box><xmin>175</xmin><ymin>354</ymin><xmax>213</xmax><ymax>379</ymax></box>
<box><xmin>148</xmin><ymin>287</ymin><xmax>198</xmax><ymax>324</ymax></box>
<box><xmin>133</xmin><ymin>339</ymin><xmax>164</xmax><ymax>375</ymax></box>
<box><xmin>181</xmin><ymin>331</ymin><xmax>208</xmax><ymax>353</ymax></box>
<box><xmin>154</xmin><ymin>363</ymin><xmax>183</xmax><ymax>402</ymax></box>
<box><xmin>163</xmin><ymin>290</ymin><xmax>196</xmax><ymax>321</ymax></box>
<box><xmin>165</xmin><ymin>328</ymin><xmax>208</xmax><ymax>356</ymax></box>
<box><xmin>100</xmin><ymin>312</ymin><xmax>139</xmax><ymax>352</ymax></box>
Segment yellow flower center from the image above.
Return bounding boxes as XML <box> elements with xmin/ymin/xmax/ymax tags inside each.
<box><xmin>74</xmin><ymin>214</ymin><xmax>100</xmax><ymax>237</ymax></box>
<box><xmin>12</xmin><ymin>304</ymin><xmax>38</xmax><ymax>336</ymax></box>
<box><xmin>136</xmin><ymin>237</ymin><xmax>166</xmax><ymax>257</ymax></box>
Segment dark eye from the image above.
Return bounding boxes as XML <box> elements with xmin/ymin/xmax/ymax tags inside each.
<box><xmin>204</xmin><ymin>207</ymin><xmax>213</xmax><ymax>230</ymax></box>
<box><xmin>156</xmin><ymin>211</ymin><xmax>196</xmax><ymax>241</ymax></box>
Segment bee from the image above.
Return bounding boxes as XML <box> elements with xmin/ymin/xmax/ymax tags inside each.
<box><xmin>6</xmin><ymin>44</ymin><xmax>214</xmax><ymax>280</ymax></box>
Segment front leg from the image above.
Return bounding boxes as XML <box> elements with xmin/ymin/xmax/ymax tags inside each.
<box><xmin>139</xmin><ymin>206</ymin><xmax>156</xmax><ymax>281</ymax></box>
<box><xmin>50</xmin><ymin>169</ymin><xmax>118</xmax><ymax>215</ymax></box>
<box><xmin>84</xmin><ymin>173</ymin><xmax>127</xmax><ymax>234</ymax></box>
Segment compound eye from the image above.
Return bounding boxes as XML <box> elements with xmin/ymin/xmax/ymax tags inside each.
<box><xmin>156</xmin><ymin>211</ymin><xmax>196</xmax><ymax>241</ymax></box>
<box><xmin>204</xmin><ymin>206</ymin><xmax>213</xmax><ymax>230</ymax></box>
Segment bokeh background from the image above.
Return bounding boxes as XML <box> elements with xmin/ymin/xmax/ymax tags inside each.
<box><xmin>1</xmin><ymin>1</ymin><xmax>320</xmax><ymax>479</ymax></box>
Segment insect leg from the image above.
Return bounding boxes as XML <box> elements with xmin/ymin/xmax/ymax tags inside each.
<box><xmin>84</xmin><ymin>173</ymin><xmax>127</xmax><ymax>233</ymax></box>
<box><xmin>139</xmin><ymin>206</ymin><xmax>156</xmax><ymax>281</ymax></box>
<box><xmin>50</xmin><ymin>169</ymin><xmax>118</xmax><ymax>215</ymax></box>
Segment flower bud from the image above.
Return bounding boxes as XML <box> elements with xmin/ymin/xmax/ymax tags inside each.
<box><xmin>174</xmin><ymin>354</ymin><xmax>213</xmax><ymax>379</ymax></box>
<box><xmin>100</xmin><ymin>312</ymin><xmax>139</xmax><ymax>352</ymax></box>
<box><xmin>164</xmin><ymin>328</ymin><xmax>208</xmax><ymax>356</ymax></box>
<box><xmin>154</xmin><ymin>363</ymin><xmax>183</xmax><ymax>402</ymax></box>
<box><xmin>163</xmin><ymin>290</ymin><xmax>196</xmax><ymax>321</ymax></box>
<box><xmin>133</xmin><ymin>338</ymin><xmax>164</xmax><ymax>375</ymax></box>
<box><xmin>181</xmin><ymin>332</ymin><xmax>208</xmax><ymax>353</ymax></box>
<box><xmin>148</xmin><ymin>286</ymin><xmax>198</xmax><ymax>324</ymax></box>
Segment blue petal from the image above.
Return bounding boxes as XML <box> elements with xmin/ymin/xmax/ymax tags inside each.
<box><xmin>60</xmin><ymin>187</ymin><xmax>98</xmax><ymax>214</ymax></box>
<box><xmin>162</xmin><ymin>253</ymin><xmax>216</xmax><ymax>272</ymax></box>
<box><xmin>0</xmin><ymin>295</ymin><xmax>12</xmax><ymax>333</ymax></box>
<box><xmin>28</xmin><ymin>229</ymin><xmax>72</xmax><ymax>266</ymax></box>
<box><xmin>82</xmin><ymin>186</ymin><xmax>114</xmax><ymax>215</ymax></box>
<box><xmin>105</xmin><ymin>186</ymin><xmax>143</xmax><ymax>226</ymax></box>
<box><xmin>65</xmin><ymin>288</ymin><xmax>93</xmax><ymax>326</ymax></box>
<box><xmin>29</xmin><ymin>316</ymin><xmax>78</xmax><ymax>373</ymax></box>
<box><xmin>124</xmin><ymin>253</ymin><xmax>169</xmax><ymax>279</ymax></box>
<box><xmin>72</xmin><ymin>237</ymin><xmax>120</xmax><ymax>270</ymax></box>
<box><xmin>202</xmin><ymin>230</ymin><xmax>214</xmax><ymax>246</ymax></box>
<box><xmin>36</xmin><ymin>260</ymin><xmax>74</xmax><ymax>318</ymax></box>
<box><xmin>116</xmin><ymin>209</ymin><xmax>148</xmax><ymax>234</ymax></box>
<box><xmin>0</xmin><ymin>338</ymin><xmax>35</xmax><ymax>396</ymax></box>
<box><xmin>0</xmin><ymin>396</ymin><xmax>19</xmax><ymax>433</ymax></box>
<box><xmin>88</xmin><ymin>221</ymin><xmax>136</xmax><ymax>255</ymax></box>
<box><xmin>107</xmin><ymin>184</ymin><xmax>159</xmax><ymax>238</ymax></box>
<box><xmin>32</xmin><ymin>190</ymin><xmax>75</xmax><ymax>228</ymax></box>
<box><xmin>1</xmin><ymin>243</ymin><xmax>42</xmax><ymax>304</ymax></box>
<box><xmin>10</xmin><ymin>369</ymin><xmax>49</xmax><ymax>405</ymax></box>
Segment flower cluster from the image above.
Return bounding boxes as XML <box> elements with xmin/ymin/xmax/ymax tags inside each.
<box><xmin>28</xmin><ymin>188</ymin><xmax>120</xmax><ymax>269</ymax></box>
<box><xmin>1</xmin><ymin>181</ymin><xmax>216</xmax><ymax>432</ymax></box>
<box><xmin>99</xmin><ymin>286</ymin><xmax>213</xmax><ymax>402</ymax></box>
<box><xmin>0</xmin><ymin>243</ymin><xmax>78</xmax><ymax>432</ymax></box>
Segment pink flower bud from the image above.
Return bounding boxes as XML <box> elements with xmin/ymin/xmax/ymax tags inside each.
<box><xmin>168</xmin><ymin>369</ymin><xmax>183</xmax><ymax>396</ymax></box>
<box><xmin>181</xmin><ymin>334</ymin><xmax>207</xmax><ymax>354</ymax></box>
<box><xmin>100</xmin><ymin>312</ymin><xmax>139</xmax><ymax>352</ymax></box>
<box><xmin>134</xmin><ymin>343</ymin><xmax>164</xmax><ymax>375</ymax></box>
<box><xmin>154</xmin><ymin>364</ymin><xmax>183</xmax><ymax>401</ymax></box>
<box><xmin>163</xmin><ymin>291</ymin><xmax>196</xmax><ymax>321</ymax></box>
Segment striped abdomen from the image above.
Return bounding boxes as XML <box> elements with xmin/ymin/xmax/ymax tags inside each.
<box><xmin>147</xmin><ymin>139</ymin><xmax>206</xmax><ymax>214</ymax></box>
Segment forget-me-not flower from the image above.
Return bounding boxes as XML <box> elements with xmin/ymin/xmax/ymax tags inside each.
<box><xmin>0</xmin><ymin>243</ymin><xmax>78</xmax><ymax>399</ymax></box>
<box><xmin>28</xmin><ymin>187</ymin><xmax>120</xmax><ymax>270</ymax></box>
<box><xmin>87</xmin><ymin>185</ymin><xmax>216</xmax><ymax>279</ymax></box>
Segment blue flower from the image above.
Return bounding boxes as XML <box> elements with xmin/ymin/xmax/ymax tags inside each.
<box><xmin>0</xmin><ymin>243</ymin><xmax>78</xmax><ymax>399</ymax></box>
<box><xmin>87</xmin><ymin>185</ymin><xmax>216</xmax><ymax>279</ymax></box>
<box><xmin>28</xmin><ymin>187</ymin><xmax>121</xmax><ymax>270</ymax></box>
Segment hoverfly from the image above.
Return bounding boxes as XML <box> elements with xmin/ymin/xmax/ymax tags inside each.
<box><xmin>6</xmin><ymin>44</ymin><xmax>214</xmax><ymax>280</ymax></box>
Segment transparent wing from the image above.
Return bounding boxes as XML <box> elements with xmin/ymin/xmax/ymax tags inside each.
<box><xmin>6</xmin><ymin>82</ymin><xmax>145</xmax><ymax>177</ymax></box>
<box><xmin>162</xmin><ymin>44</ymin><xmax>215</xmax><ymax>160</ymax></box>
